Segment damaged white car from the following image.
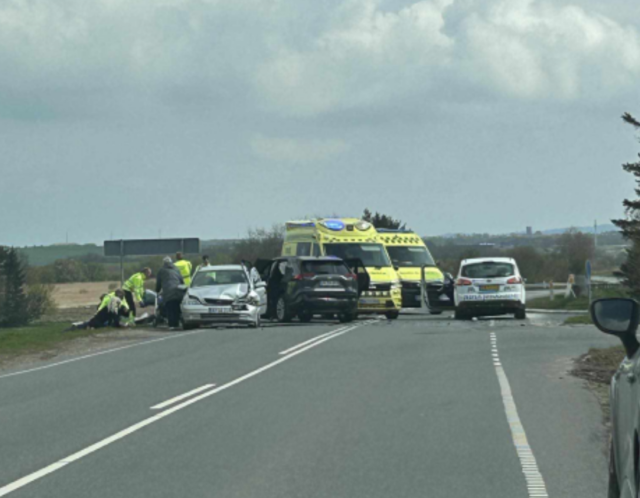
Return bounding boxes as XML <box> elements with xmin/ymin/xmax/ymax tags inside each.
<box><xmin>181</xmin><ymin>265</ymin><xmax>267</xmax><ymax>329</ymax></box>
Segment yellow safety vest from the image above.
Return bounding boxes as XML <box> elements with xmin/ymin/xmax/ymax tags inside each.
<box><xmin>175</xmin><ymin>260</ymin><xmax>192</xmax><ymax>286</ymax></box>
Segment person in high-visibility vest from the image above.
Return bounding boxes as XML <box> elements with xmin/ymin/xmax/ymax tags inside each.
<box><xmin>123</xmin><ymin>267</ymin><xmax>152</xmax><ymax>319</ymax></box>
<box><xmin>71</xmin><ymin>290</ymin><xmax>129</xmax><ymax>330</ymax></box>
<box><xmin>174</xmin><ymin>252</ymin><xmax>193</xmax><ymax>286</ymax></box>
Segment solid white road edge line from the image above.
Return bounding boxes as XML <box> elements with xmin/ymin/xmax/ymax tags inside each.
<box><xmin>490</xmin><ymin>332</ymin><xmax>550</xmax><ymax>498</ymax></box>
<box><xmin>0</xmin><ymin>328</ymin><xmax>209</xmax><ymax>381</ymax></box>
<box><xmin>0</xmin><ymin>321</ymin><xmax>371</xmax><ymax>497</ymax></box>
<box><xmin>150</xmin><ymin>384</ymin><xmax>216</xmax><ymax>410</ymax></box>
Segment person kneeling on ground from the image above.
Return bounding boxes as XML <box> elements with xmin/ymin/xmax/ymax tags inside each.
<box><xmin>73</xmin><ymin>290</ymin><xmax>130</xmax><ymax>330</ymax></box>
<box><xmin>156</xmin><ymin>257</ymin><xmax>185</xmax><ymax>329</ymax></box>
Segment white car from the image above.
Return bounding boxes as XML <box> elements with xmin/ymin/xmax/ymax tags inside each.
<box><xmin>453</xmin><ymin>257</ymin><xmax>526</xmax><ymax>320</ymax></box>
<box><xmin>181</xmin><ymin>265</ymin><xmax>267</xmax><ymax>329</ymax></box>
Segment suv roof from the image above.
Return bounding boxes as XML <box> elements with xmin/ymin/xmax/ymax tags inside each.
<box><xmin>278</xmin><ymin>256</ymin><xmax>345</xmax><ymax>262</ymax></box>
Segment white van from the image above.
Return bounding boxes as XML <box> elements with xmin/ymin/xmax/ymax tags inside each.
<box><xmin>454</xmin><ymin>257</ymin><xmax>526</xmax><ymax>320</ymax></box>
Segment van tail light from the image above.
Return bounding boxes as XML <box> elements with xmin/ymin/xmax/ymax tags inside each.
<box><xmin>346</xmin><ymin>273</ymin><xmax>357</xmax><ymax>280</ymax></box>
<box><xmin>294</xmin><ymin>273</ymin><xmax>315</xmax><ymax>280</ymax></box>
<box><xmin>507</xmin><ymin>277</ymin><xmax>522</xmax><ymax>284</ymax></box>
<box><xmin>456</xmin><ymin>278</ymin><xmax>473</xmax><ymax>286</ymax></box>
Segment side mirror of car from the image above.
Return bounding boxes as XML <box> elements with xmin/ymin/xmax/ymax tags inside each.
<box><xmin>591</xmin><ymin>298</ymin><xmax>640</xmax><ymax>358</ymax></box>
<box><xmin>394</xmin><ymin>266</ymin><xmax>400</xmax><ymax>272</ymax></box>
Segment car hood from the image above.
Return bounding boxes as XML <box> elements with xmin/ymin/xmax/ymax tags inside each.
<box><xmin>188</xmin><ymin>283</ymin><xmax>249</xmax><ymax>301</ymax></box>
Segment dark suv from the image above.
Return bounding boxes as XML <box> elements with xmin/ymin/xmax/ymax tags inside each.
<box><xmin>256</xmin><ymin>257</ymin><xmax>369</xmax><ymax>323</ymax></box>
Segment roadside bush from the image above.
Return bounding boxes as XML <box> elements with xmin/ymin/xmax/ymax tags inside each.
<box><xmin>0</xmin><ymin>247</ymin><xmax>52</xmax><ymax>327</ymax></box>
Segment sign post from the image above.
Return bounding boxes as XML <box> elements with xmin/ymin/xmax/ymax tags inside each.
<box><xmin>585</xmin><ymin>260</ymin><xmax>592</xmax><ymax>303</ymax></box>
<box><xmin>104</xmin><ymin>238</ymin><xmax>201</xmax><ymax>286</ymax></box>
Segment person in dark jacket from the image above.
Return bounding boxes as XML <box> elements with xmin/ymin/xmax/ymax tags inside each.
<box><xmin>156</xmin><ymin>257</ymin><xmax>185</xmax><ymax>329</ymax></box>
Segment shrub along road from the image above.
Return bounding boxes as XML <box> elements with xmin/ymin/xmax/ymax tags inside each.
<box><xmin>0</xmin><ymin>313</ymin><xmax>619</xmax><ymax>498</ymax></box>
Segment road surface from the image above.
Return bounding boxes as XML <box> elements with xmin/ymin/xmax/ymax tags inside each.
<box><xmin>0</xmin><ymin>313</ymin><xmax>618</xmax><ymax>497</ymax></box>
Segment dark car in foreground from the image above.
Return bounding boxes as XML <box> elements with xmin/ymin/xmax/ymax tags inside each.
<box><xmin>256</xmin><ymin>256</ymin><xmax>369</xmax><ymax>323</ymax></box>
<box><xmin>590</xmin><ymin>298</ymin><xmax>640</xmax><ymax>498</ymax></box>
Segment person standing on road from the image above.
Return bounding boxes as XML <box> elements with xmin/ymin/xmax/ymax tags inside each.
<box><xmin>174</xmin><ymin>252</ymin><xmax>193</xmax><ymax>287</ymax></box>
<box><xmin>156</xmin><ymin>257</ymin><xmax>185</xmax><ymax>329</ymax></box>
<box><xmin>123</xmin><ymin>267</ymin><xmax>152</xmax><ymax>320</ymax></box>
<box><xmin>196</xmin><ymin>255</ymin><xmax>210</xmax><ymax>272</ymax></box>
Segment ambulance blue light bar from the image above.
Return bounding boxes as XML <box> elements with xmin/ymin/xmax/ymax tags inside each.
<box><xmin>321</xmin><ymin>219</ymin><xmax>345</xmax><ymax>231</ymax></box>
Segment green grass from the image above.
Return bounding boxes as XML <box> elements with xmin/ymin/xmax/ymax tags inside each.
<box><xmin>563</xmin><ymin>314</ymin><xmax>593</xmax><ymax>325</ymax></box>
<box><xmin>528</xmin><ymin>287</ymin><xmax>629</xmax><ymax>311</ymax></box>
<box><xmin>0</xmin><ymin>322</ymin><xmax>114</xmax><ymax>357</ymax></box>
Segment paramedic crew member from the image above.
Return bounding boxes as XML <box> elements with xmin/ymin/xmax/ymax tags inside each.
<box><xmin>123</xmin><ymin>267</ymin><xmax>152</xmax><ymax>319</ymax></box>
<box><xmin>175</xmin><ymin>252</ymin><xmax>193</xmax><ymax>287</ymax></box>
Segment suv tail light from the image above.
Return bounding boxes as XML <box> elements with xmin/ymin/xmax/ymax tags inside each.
<box><xmin>507</xmin><ymin>277</ymin><xmax>522</xmax><ymax>284</ymax></box>
<box><xmin>456</xmin><ymin>278</ymin><xmax>473</xmax><ymax>286</ymax></box>
<box><xmin>294</xmin><ymin>273</ymin><xmax>315</xmax><ymax>280</ymax></box>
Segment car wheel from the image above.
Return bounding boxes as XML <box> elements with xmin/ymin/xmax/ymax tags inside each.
<box><xmin>385</xmin><ymin>311</ymin><xmax>399</xmax><ymax>320</ymax></box>
<box><xmin>608</xmin><ymin>439</ymin><xmax>621</xmax><ymax>498</ymax></box>
<box><xmin>298</xmin><ymin>311</ymin><xmax>313</xmax><ymax>323</ymax></box>
<box><xmin>338</xmin><ymin>312</ymin><xmax>355</xmax><ymax>323</ymax></box>
<box><xmin>515</xmin><ymin>308</ymin><xmax>527</xmax><ymax>320</ymax></box>
<box><xmin>276</xmin><ymin>297</ymin><xmax>292</xmax><ymax>323</ymax></box>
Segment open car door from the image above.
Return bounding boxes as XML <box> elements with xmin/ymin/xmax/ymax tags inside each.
<box><xmin>345</xmin><ymin>258</ymin><xmax>370</xmax><ymax>296</ymax></box>
<box><xmin>254</xmin><ymin>259</ymin><xmax>274</xmax><ymax>281</ymax></box>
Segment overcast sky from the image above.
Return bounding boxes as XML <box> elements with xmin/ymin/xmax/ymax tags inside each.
<box><xmin>1</xmin><ymin>0</ymin><xmax>640</xmax><ymax>246</ymax></box>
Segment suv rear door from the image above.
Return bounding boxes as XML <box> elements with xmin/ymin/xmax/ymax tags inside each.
<box><xmin>345</xmin><ymin>258</ymin><xmax>371</xmax><ymax>296</ymax></box>
<box><xmin>295</xmin><ymin>259</ymin><xmax>358</xmax><ymax>297</ymax></box>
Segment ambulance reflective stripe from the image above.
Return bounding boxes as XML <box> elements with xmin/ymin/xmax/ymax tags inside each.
<box><xmin>123</xmin><ymin>273</ymin><xmax>146</xmax><ymax>301</ymax></box>
<box><xmin>175</xmin><ymin>260</ymin><xmax>193</xmax><ymax>285</ymax></box>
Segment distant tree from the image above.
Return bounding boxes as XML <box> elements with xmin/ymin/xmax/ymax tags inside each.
<box><xmin>2</xmin><ymin>248</ymin><xmax>29</xmax><ymax>326</ymax></box>
<box><xmin>613</xmin><ymin>113</ymin><xmax>640</xmax><ymax>296</ymax></box>
<box><xmin>232</xmin><ymin>225</ymin><xmax>285</xmax><ymax>263</ymax></box>
<box><xmin>556</xmin><ymin>229</ymin><xmax>595</xmax><ymax>275</ymax></box>
<box><xmin>362</xmin><ymin>208</ymin><xmax>405</xmax><ymax>229</ymax></box>
<box><xmin>0</xmin><ymin>247</ymin><xmax>7</xmax><ymax>323</ymax></box>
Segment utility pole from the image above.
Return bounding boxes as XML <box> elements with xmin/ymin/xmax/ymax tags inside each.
<box><xmin>594</xmin><ymin>219</ymin><xmax>598</xmax><ymax>248</ymax></box>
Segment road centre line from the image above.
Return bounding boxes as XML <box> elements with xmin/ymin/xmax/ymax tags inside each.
<box><xmin>0</xmin><ymin>320</ymin><xmax>371</xmax><ymax>497</ymax></box>
<box><xmin>150</xmin><ymin>384</ymin><xmax>216</xmax><ymax>410</ymax></box>
<box><xmin>0</xmin><ymin>328</ymin><xmax>209</xmax><ymax>380</ymax></box>
<box><xmin>490</xmin><ymin>332</ymin><xmax>550</xmax><ymax>498</ymax></box>
<box><xmin>278</xmin><ymin>326</ymin><xmax>351</xmax><ymax>355</ymax></box>
<box><xmin>279</xmin><ymin>319</ymin><xmax>378</xmax><ymax>355</ymax></box>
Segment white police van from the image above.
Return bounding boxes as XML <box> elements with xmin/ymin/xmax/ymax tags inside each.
<box><xmin>454</xmin><ymin>257</ymin><xmax>526</xmax><ymax>320</ymax></box>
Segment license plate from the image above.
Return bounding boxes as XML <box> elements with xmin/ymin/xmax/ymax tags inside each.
<box><xmin>360</xmin><ymin>298</ymin><xmax>379</xmax><ymax>304</ymax></box>
<box><xmin>319</xmin><ymin>281</ymin><xmax>340</xmax><ymax>287</ymax></box>
<box><xmin>480</xmin><ymin>285</ymin><xmax>499</xmax><ymax>291</ymax></box>
<box><xmin>209</xmin><ymin>307</ymin><xmax>232</xmax><ymax>314</ymax></box>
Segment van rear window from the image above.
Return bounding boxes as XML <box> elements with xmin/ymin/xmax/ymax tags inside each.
<box><xmin>301</xmin><ymin>261</ymin><xmax>350</xmax><ymax>275</ymax></box>
<box><xmin>461</xmin><ymin>262</ymin><xmax>514</xmax><ymax>278</ymax></box>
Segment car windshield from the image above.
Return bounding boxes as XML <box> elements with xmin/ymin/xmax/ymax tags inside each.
<box><xmin>191</xmin><ymin>269</ymin><xmax>248</xmax><ymax>287</ymax></box>
<box><xmin>323</xmin><ymin>243</ymin><xmax>391</xmax><ymax>267</ymax></box>
<box><xmin>461</xmin><ymin>262</ymin><xmax>515</xmax><ymax>279</ymax></box>
<box><xmin>301</xmin><ymin>261</ymin><xmax>350</xmax><ymax>275</ymax></box>
<box><xmin>386</xmin><ymin>246</ymin><xmax>435</xmax><ymax>267</ymax></box>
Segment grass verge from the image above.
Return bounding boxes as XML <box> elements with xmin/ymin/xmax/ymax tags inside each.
<box><xmin>572</xmin><ymin>346</ymin><xmax>625</xmax><ymax>425</ymax></box>
<box><xmin>564</xmin><ymin>314</ymin><xmax>593</xmax><ymax>325</ymax></box>
<box><xmin>0</xmin><ymin>322</ymin><xmax>115</xmax><ymax>358</ymax></box>
<box><xmin>528</xmin><ymin>287</ymin><xmax>628</xmax><ymax>311</ymax></box>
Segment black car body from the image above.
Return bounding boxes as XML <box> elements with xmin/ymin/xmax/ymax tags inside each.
<box><xmin>255</xmin><ymin>256</ymin><xmax>369</xmax><ymax>323</ymax></box>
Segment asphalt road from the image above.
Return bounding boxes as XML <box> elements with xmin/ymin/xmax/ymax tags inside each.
<box><xmin>0</xmin><ymin>313</ymin><xmax>620</xmax><ymax>498</ymax></box>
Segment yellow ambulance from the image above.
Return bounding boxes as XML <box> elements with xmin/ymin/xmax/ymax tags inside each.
<box><xmin>282</xmin><ymin>219</ymin><xmax>403</xmax><ymax>318</ymax></box>
<box><xmin>376</xmin><ymin>228</ymin><xmax>447</xmax><ymax>313</ymax></box>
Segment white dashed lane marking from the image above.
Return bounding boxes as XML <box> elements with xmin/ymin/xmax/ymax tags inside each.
<box><xmin>490</xmin><ymin>332</ymin><xmax>549</xmax><ymax>498</ymax></box>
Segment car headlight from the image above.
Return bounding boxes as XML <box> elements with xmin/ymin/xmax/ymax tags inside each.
<box><xmin>391</xmin><ymin>282</ymin><xmax>401</xmax><ymax>291</ymax></box>
<box><xmin>185</xmin><ymin>297</ymin><xmax>201</xmax><ymax>306</ymax></box>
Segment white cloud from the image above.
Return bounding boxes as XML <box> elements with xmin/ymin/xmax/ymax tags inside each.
<box><xmin>0</xmin><ymin>0</ymin><xmax>638</xmax><ymax>120</ymax></box>
<box><xmin>250</xmin><ymin>134</ymin><xmax>350</xmax><ymax>163</ymax></box>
